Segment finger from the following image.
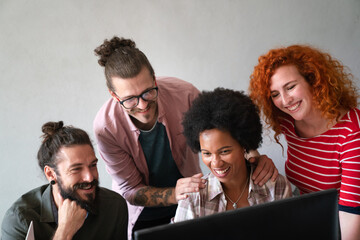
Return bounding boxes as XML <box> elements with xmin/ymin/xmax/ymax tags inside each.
<box><xmin>257</xmin><ymin>164</ymin><xmax>275</xmax><ymax>186</ymax></box>
<box><xmin>176</xmin><ymin>194</ymin><xmax>188</xmax><ymax>201</ymax></box>
<box><xmin>257</xmin><ymin>171</ymin><xmax>272</xmax><ymax>186</ymax></box>
<box><xmin>191</xmin><ymin>173</ymin><xmax>204</xmax><ymax>178</ymax></box>
<box><xmin>271</xmin><ymin>167</ymin><xmax>279</xmax><ymax>182</ymax></box>
<box><xmin>180</xmin><ymin>180</ymin><xmax>207</xmax><ymax>190</ymax></box>
<box><xmin>251</xmin><ymin>160</ymin><xmax>264</xmax><ymax>183</ymax></box>
<box><xmin>247</xmin><ymin>157</ymin><xmax>256</xmax><ymax>164</ymax></box>
<box><xmin>178</xmin><ymin>174</ymin><xmax>206</xmax><ymax>185</ymax></box>
<box><xmin>57</xmin><ymin>192</ymin><xmax>64</xmax><ymax>207</ymax></box>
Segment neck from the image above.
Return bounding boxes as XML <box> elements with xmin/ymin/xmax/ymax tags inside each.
<box><xmin>295</xmin><ymin>109</ymin><xmax>347</xmax><ymax>138</ymax></box>
<box><xmin>222</xmin><ymin>170</ymin><xmax>249</xmax><ymax>200</ymax></box>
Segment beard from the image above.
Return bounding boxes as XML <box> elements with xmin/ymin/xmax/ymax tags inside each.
<box><xmin>57</xmin><ymin>177</ymin><xmax>100</xmax><ymax>215</ymax></box>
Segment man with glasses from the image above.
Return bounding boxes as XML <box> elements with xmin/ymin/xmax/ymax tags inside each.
<box><xmin>93</xmin><ymin>36</ymin><xmax>278</xmax><ymax>238</ymax></box>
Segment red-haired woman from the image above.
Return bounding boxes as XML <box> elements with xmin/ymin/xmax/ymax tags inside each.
<box><xmin>249</xmin><ymin>45</ymin><xmax>360</xmax><ymax>240</ymax></box>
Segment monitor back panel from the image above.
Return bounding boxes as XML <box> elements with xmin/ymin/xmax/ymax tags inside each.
<box><xmin>134</xmin><ymin>189</ymin><xmax>339</xmax><ymax>240</ymax></box>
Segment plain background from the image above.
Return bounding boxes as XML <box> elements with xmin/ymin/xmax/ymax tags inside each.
<box><xmin>1</xmin><ymin>0</ymin><xmax>359</xmax><ymax>233</ymax></box>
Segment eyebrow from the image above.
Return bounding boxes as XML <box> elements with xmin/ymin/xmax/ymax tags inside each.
<box><xmin>69</xmin><ymin>159</ymin><xmax>98</xmax><ymax>168</ymax></box>
<box><xmin>120</xmin><ymin>86</ymin><xmax>155</xmax><ymax>100</ymax></box>
<box><xmin>200</xmin><ymin>146</ymin><xmax>232</xmax><ymax>152</ymax></box>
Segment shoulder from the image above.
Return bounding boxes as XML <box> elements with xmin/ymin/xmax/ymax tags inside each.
<box><xmin>97</xmin><ymin>187</ymin><xmax>127</xmax><ymax>210</ymax></box>
<box><xmin>98</xmin><ymin>187</ymin><xmax>126</xmax><ymax>202</ymax></box>
<box><xmin>339</xmin><ymin>108</ymin><xmax>360</xmax><ymax>131</ymax></box>
<box><xmin>156</xmin><ymin>77</ymin><xmax>199</xmax><ymax>96</ymax></box>
<box><xmin>2</xmin><ymin>185</ymin><xmax>48</xmax><ymax>237</ymax></box>
<box><xmin>6</xmin><ymin>185</ymin><xmax>47</xmax><ymax>215</ymax></box>
<box><xmin>265</xmin><ymin>174</ymin><xmax>292</xmax><ymax>199</ymax></box>
<box><xmin>93</xmin><ymin>98</ymin><xmax>133</xmax><ymax>140</ymax></box>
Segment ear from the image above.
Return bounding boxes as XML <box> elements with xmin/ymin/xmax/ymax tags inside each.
<box><xmin>44</xmin><ymin>166</ymin><xmax>57</xmax><ymax>183</ymax></box>
<box><xmin>109</xmin><ymin>90</ymin><xmax>120</xmax><ymax>102</ymax></box>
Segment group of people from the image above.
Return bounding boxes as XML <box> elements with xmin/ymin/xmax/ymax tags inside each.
<box><xmin>1</xmin><ymin>36</ymin><xmax>359</xmax><ymax>240</ymax></box>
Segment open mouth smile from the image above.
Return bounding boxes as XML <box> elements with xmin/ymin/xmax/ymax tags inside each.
<box><xmin>286</xmin><ymin>101</ymin><xmax>301</xmax><ymax>112</ymax></box>
<box><xmin>213</xmin><ymin>167</ymin><xmax>230</xmax><ymax>177</ymax></box>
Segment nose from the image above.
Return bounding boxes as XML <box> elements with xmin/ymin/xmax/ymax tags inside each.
<box><xmin>82</xmin><ymin>168</ymin><xmax>94</xmax><ymax>182</ymax></box>
<box><xmin>211</xmin><ymin>154</ymin><xmax>223</xmax><ymax>168</ymax></box>
<box><xmin>137</xmin><ymin>97</ymin><xmax>149</xmax><ymax>109</ymax></box>
<box><xmin>281</xmin><ymin>93</ymin><xmax>292</xmax><ymax>106</ymax></box>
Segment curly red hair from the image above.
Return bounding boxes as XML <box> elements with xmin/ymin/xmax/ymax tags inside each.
<box><xmin>249</xmin><ymin>45</ymin><xmax>358</xmax><ymax>144</ymax></box>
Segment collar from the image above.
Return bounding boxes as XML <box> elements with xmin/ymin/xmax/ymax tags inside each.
<box><xmin>40</xmin><ymin>184</ymin><xmax>56</xmax><ymax>223</ymax></box>
<box><xmin>248</xmin><ymin>166</ymin><xmax>270</xmax><ymax>198</ymax></box>
<box><xmin>206</xmin><ymin>173</ymin><xmax>224</xmax><ymax>202</ymax></box>
<box><xmin>205</xmin><ymin>165</ymin><xmax>269</xmax><ymax>203</ymax></box>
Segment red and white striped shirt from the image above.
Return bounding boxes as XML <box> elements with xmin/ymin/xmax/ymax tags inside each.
<box><xmin>283</xmin><ymin>108</ymin><xmax>360</xmax><ymax>209</ymax></box>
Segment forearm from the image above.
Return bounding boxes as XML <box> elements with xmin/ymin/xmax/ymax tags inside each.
<box><xmin>132</xmin><ymin>186</ymin><xmax>177</xmax><ymax>207</ymax></box>
<box><xmin>339</xmin><ymin>211</ymin><xmax>360</xmax><ymax>240</ymax></box>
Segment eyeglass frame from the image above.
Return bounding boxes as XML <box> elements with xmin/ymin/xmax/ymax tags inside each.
<box><xmin>113</xmin><ymin>86</ymin><xmax>159</xmax><ymax>109</ymax></box>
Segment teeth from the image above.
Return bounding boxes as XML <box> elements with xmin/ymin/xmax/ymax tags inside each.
<box><xmin>79</xmin><ymin>183</ymin><xmax>92</xmax><ymax>190</ymax></box>
<box><xmin>214</xmin><ymin>167</ymin><xmax>230</xmax><ymax>175</ymax></box>
<box><xmin>287</xmin><ymin>102</ymin><xmax>300</xmax><ymax>111</ymax></box>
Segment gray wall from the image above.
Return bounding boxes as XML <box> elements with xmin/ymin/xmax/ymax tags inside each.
<box><xmin>1</xmin><ymin>0</ymin><xmax>359</xmax><ymax>232</ymax></box>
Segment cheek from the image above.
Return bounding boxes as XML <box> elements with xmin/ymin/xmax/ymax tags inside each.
<box><xmin>201</xmin><ymin>157</ymin><xmax>212</xmax><ymax>168</ymax></box>
<box><xmin>272</xmin><ymin>98</ymin><xmax>282</xmax><ymax>109</ymax></box>
<box><xmin>92</xmin><ymin>169</ymin><xmax>99</xmax><ymax>179</ymax></box>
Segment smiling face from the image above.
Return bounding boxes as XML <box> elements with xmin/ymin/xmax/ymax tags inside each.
<box><xmin>111</xmin><ymin>67</ymin><xmax>158</xmax><ymax>130</ymax></box>
<box><xmin>270</xmin><ymin>65</ymin><xmax>316</xmax><ymax>121</ymax></box>
<box><xmin>55</xmin><ymin>144</ymin><xmax>99</xmax><ymax>210</ymax></box>
<box><xmin>199</xmin><ymin>129</ymin><xmax>248</xmax><ymax>188</ymax></box>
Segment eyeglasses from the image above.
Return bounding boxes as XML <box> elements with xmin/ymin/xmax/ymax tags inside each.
<box><xmin>116</xmin><ymin>87</ymin><xmax>159</xmax><ymax>109</ymax></box>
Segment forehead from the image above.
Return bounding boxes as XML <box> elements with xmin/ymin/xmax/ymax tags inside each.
<box><xmin>271</xmin><ymin>65</ymin><xmax>302</xmax><ymax>82</ymax></box>
<box><xmin>199</xmin><ymin>129</ymin><xmax>237</xmax><ymax>147</ymax></box>
<box><xmin>56</xmin><ymin>145</ymin><xmax>96</xmax><ymax>168</ymax></box>
<box><xmin>111</xmin><ymin>67</ymin><xmax>154</xmax><ymax>97</ymax></box>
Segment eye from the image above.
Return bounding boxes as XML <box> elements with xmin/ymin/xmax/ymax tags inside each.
<box><xmin>142</xmin><ymin>88</ymin><xmax>157</xmax><ymax>100</ymax></box>
<box><xmin>287</xmin><ymin>84</ymin><xmax>296</xmax><ymax>90</ymax></box>
<box><xmin>123</xmin><ymin>97</ymin><xmax>137</xmax><ymax>104</ymax></box>
<box><xmin>270</xmin><ymin>92</ymin><xmax>279</xmax><ymax>98</ymax></box>
<box><xmin>202</xmin><ymin>152</ymin><xmax>211</xmax><ymax>157</ymax></box>
<box><xmin>70</xmin><ymin>167</ymin><xmax>82</xmax><ymax>173</ymax></box>
<box><xmin>220</xmin><ymin>149</ymin><xmax>231</xmax><ymax>155</ymax></box>
<box><xmin>90</xmin><ymin>162</ymin><xmax>97</xmax><ymax>168</ymax></box>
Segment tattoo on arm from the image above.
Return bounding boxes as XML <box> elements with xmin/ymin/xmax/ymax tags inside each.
<box><xmin>133</xmin><ymin>187</ymin><xmax>174</xmax><ymax>207</ymax></box>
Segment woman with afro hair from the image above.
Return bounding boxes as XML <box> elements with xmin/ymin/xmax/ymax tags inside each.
<box><xmin>249</xmin><ymin>45</ymin><xmax>360</xmax><ymax>239</ymax></box>
<box><xmin>173</xmin><ymin>88</ymin><xmax>291</xmax><ymax>222</ymax></box>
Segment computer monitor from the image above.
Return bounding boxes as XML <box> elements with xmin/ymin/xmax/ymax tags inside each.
<box><xmin>134</xmin><ymin>189</ymin><xmax>339</xmax><ymax>240</ymax></box>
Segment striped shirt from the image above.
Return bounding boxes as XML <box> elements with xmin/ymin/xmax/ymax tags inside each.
<box><xmin>283</xmin><ymin>108</ymin><xmax>360</xmax><ymax>211</ymax></box>
<box><xmin>173</xmin><ymin>167</ymin><xmax>292</xmax><ymax>223</ymax></box>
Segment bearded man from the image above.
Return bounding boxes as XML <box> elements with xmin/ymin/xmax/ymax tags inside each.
<box><xmin>1</xmin><ymin>121</ymin><xmax>128</xmax><ymax>240</ymax></box>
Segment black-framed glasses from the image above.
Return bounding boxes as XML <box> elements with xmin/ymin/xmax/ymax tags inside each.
<box><xmin>116</xmin><ymin>87</ymin><xmax>159</xmax><ymax>109</ymax></box>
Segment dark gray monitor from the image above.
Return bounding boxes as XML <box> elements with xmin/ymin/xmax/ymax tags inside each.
<box><xmin>134</xmin><ymin>189</ymin><xmax>339</xmax><ymax>240</ymax></box>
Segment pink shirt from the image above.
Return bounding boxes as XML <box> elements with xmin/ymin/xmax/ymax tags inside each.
<box><xmin>93</xmin><ymin>77</ymin><xmax>201</xmax><ymax>238</ymax></box>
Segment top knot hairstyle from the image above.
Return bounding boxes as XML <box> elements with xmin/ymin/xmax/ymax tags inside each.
<box><xmin>94</xmin><ymin>36</ymin><xmax>155</xmax><ymax>92</ymax></box>
<box><xmin>249</xmin><ymin>44</ymin><xmax>358</xmax><ymax>144</ymax></box>
<box><xmin>182</xmin><ymin>88</ymin><xmax>263</xmax><ymax>153</ymax></box>
<box><xmin>37</xmin><ymin>121</ymin><xmax>93</xmax><ymax>171</ymax></box>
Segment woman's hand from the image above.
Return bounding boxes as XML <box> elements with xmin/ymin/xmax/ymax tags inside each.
<box><xmin>248</xmin><ymin>154</ymin><xmax>278</xmax><ymax>186</ymax></box>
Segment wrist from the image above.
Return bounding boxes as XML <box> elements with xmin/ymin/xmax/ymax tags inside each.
<box><xmin>53</xmin><ymin>225</ymin><xmax>75</xmax><ymax>240</ymax></box>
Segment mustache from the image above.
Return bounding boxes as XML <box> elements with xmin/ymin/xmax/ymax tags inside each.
<box><xmin>73</xmin><ymin>179</ymin><xmax>99</xmax><ymax>190</ymax></box>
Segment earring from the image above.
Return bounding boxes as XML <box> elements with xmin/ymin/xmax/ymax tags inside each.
<box><xmin>50</xmin><ymin>180</ymin><xmax>56</xmax><ymax>185</ymax></box>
